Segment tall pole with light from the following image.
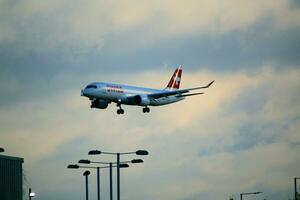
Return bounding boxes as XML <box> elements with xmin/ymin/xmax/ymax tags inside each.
<box><xmin>240</xmin><ymin>192</ymin><xmax>262</xmax><ymax>200</ymax></box>
<box><xmin>97</xmin><ymin>167</ymin><xmax>100</xmax><ymax>200</ymax></box>
<box><xmin>110</xmin><ymin>162</ymin><xmax>113</xmax><ymax>200</ymax></box>
<box><xmin>68</xmin><ymin>163</ymin><xmax>129</xmax><ymax>200</ymax></box>
<box><xmin>295</xmin><ymin>177</ymin><xmax>300</xmax><ymax>200</ymax></box>
<box><xmin>83</xmin><ymin>171</ymin><xmax>90</xmax><ymax>200</ymax></box>
<box><xmin>88</xmin><ymin>149</ymin><xmax>149</xmax><ymax>200</ymax></box>
<box><xmin>29</xmin><ymin>188</ymin><xmax>36</xmax><ymax>200</ymax></box>
<box><xmin>78</xmin><ymin>158</ymin><xmax>144</xmax><ymax>200</ymax></box>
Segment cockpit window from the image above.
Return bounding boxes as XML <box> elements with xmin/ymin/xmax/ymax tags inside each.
<box><xmin>86</xmin><ymin>85</ymin><xmax>97</xmax><ymax>89</ymax></box>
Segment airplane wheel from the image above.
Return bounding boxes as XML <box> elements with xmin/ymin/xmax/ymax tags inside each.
<box><xmin>117</xmin><ymin>109</ymin><xmax>124</xmax><ymax>114</ymax></box>
<box><xmin>143</xmin><ymin>107</ymin><xmax>150</xmax><ymax>113</ymax></box>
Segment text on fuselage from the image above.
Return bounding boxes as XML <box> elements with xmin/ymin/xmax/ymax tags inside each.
<box><xmin>106</xmin><ymin>84</ymin><xmax>124</xmax><ymax>93</ymax></box>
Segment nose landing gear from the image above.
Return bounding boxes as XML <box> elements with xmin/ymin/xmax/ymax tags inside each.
<box><xmin>116</xmin><ymin>102</ymin><xmax>124</xmax><ymax>115</ymax></box>
<box><xmin>143</xmin><ymin>107</ymin><xmax>150</xmax><ymax>113</ymax></box>
<box><xmin>117</xmin><ymin>109</ymin><xmax>124</xmax><ymax>114</ymax></box>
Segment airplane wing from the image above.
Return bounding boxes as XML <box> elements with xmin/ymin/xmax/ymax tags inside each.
<box><xmin>148</xmin><ymin>80</ymin><xmax>214</xmax><ymax>99</ymax></box>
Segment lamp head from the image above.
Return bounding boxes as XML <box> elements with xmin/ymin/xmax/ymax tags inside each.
<box><xmin>131</xmin><ymin>159</ymin><xmax>143</xmax><ymax>163</ymax></box>
<box><xmin>78</xmin><ymin>159</ymin><xmax>91</xmax><ymax>164</ymax></box>
<box><xmin>29</xmin><ymin>192</ymin><xmax>36</xmax><ymax>197</ymax></box>
<box><xmin>120</xmin><ymin>163</ymin><xmax>129</xmax><ymax>168</ymax></box>
<box><xmin>88</xmin><ymin>150</ymin><xmax>101</xmax><ymax>155</ymax></box>
<box><xmin>83</xmin><ymin>170</ymin><xmax>90</xmax><ymax>176</ymax></box>
<box><xmin>136</xmin><ymin>150</ymin><xmax>148</xmax><ymax>155</ymax></box>
<box><xmin>67</xmin><ymin>164</ymin><xmax>79</xmax><ymax>169</ymax></box>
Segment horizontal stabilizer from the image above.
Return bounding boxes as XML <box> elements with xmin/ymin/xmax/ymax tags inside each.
<box><xmin>176</xmin><ymin>92</ymin><xmax>204</xmax><ymax>97</ymax></box>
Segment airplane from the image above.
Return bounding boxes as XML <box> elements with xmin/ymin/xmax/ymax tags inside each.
<box><xmin>81</xmin><ymin>66</ymin><xmax>214</xmax><ymax>114</ymax></box>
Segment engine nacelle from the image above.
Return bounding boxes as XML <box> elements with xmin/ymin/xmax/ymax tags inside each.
<box><xmin>91</xmin><ymin>99</ymin><xmax>109</xmax><ymax>109</ymax></box>
<box><xmin>133</xmin><ymin>95</ymin><xmax>150</xmax><ymax>106</ymax></box>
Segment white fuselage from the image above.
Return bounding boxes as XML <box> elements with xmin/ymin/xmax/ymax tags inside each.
<box><xmin>81</xmin><ymin>82</ymin><xmax>184</xmax><ymax>106</ymax></box>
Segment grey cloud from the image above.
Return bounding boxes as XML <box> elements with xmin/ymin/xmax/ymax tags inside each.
<box><xmin>1</xmin><ymin>22</ymin><xmax>300</xmax><ymax>108</ymax></box>
<box><xmin>229</xmin><ymin>124</ymin><xmax>274</xmax><ymax>152</ymax></box>
<box><xmin>1</xmin><ymin>1</ymin><xmax>299</xmax><ymax>109</ymax></box>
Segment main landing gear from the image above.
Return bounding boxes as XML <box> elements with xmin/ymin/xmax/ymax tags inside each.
<box><xmin>116</xmin><ymin>103</ymin><xmax>150</xmax><ymax>114</ymax></box>
<box><xmin>117</xmin><ymin>109</ymin><xmax>124</xmax><ymax>114</ymax></box>
<box><xmin>143</xmin><ymin>107</ymin><xmax>150</xmax><ymax>113</ymax></box>
<box><xmin>116</xmin><ymin>103</ymin><xmax>124</xmax><ymax>115</ymax></box>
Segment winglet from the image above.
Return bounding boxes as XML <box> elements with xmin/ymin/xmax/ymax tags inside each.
<box><xmin>178</xmin><ymin>92</ymin><xmax>205</xmax><ymax>97</ymax></box>
<box><xmin>206</xmin><ymin>80</ymin><xmax>215</xmax><ymax>88</ymax></box>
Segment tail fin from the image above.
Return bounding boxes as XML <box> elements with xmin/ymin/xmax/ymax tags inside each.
<box><xmin>165</xmin><ymin>66</ymin><xmax>182</xmax><ymax>90</ymax></box>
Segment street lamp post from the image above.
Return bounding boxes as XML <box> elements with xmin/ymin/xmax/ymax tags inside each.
<box><xmin>240</xmin><ymin>192</ymin><xmax>262</xmax><ymax>200</ymax></box>
<box><xmin>83</xmin><ymin>171</ymin><xmax>90</xmax><ymax>200</ymax></box>
<box><xmin>68</xmin><ymin>163</ymin><xmax>129</xmax><ymax>200</ymax></box>
<box><xmin>97</xmin><ymin>167</ymin><xmax>100</xmax><ymax>200</ymax></box>
<box><xmin>78</xmin><ymin>158</ymin><xmax>143</xmax><ymax>200</ymax></box>
<box><xmin>110</xmin><ymin>162</ymin><xmax>113</xmax><ymax>200</ymax></box>
<box><xmin>295</xmin><ymin>177</ymin><xmax>300</xmax><ymax>200</ymax></box>
<box><xmin>117</xmin><ymin>153</ymin><xmax>120</xmax><ymax>200</ymax></box>
<box><xmin>29</xmin><ymin>188</ymin><xmax>35</xmax><ymax>200</ymax></box>
<box><xmin>88</xmin><ymin>149</ymin><xmax>148</xmax><ymax>200</ymax></box>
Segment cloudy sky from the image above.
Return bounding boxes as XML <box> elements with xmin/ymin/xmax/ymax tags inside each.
<box><xmin>0</xmin><ymin>0</ymin><xmax>300</xmax><ymax>199</ymax></box>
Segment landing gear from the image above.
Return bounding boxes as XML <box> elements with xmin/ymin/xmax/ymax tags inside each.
<box><xmin>117</xmin><ymin>109</ymin><xmax>124</xmax><ymax>114</ymax></box>
<box><xmin>143</xmin><ymin>107</ymin><xmax>150</xmax><ymax>113</ymax></box>
<box><xmin>116</xmin><ymin>102</ymin><xmax>125</xmax><ymax>115</ymax></box>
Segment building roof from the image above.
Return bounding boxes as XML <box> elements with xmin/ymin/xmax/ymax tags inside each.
<box><xmin>0</xmin><ymin>154</ymin><xmax>24</xmax><ymax>163</ymax></box>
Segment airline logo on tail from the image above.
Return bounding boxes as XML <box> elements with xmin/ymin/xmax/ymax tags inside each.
<box><xmin>166</xmin><ymin>66</ymin><xmax>182</xmax><ymax>89</ymax></box>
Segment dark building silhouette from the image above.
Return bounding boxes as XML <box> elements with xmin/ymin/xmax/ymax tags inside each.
<box><xmin>0</xmin><ymin>154</ymin><xmax>24</xmax><ymax>200</ymax></box>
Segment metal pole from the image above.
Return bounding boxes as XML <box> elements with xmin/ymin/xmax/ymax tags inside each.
<box><xmin>240</xmin><ymin>193</ymin><xmax>242</xmax><ymax>200</ymax></box>
<box><xmin>97</xmin><ymin>167</ymin><xmax>100</xmax><ymax>200</ymax></box>
<box><xmin>110</xmin><ymin>162</ymin><xmax>113</xmax><ymax>200</ymax></box>
<box><xmin>295</xmin><ymin>178</ymin><xmax>298</xmax><ymax>200</ymax></box>
<box><xmin>117</xmin><ymin>153</ymin><xmax>120</xmax><ymax>200</ymax></box>
<box><xmin>29</xmin><ymin>188</ymin><xmax>31</xmax><ymax>200</ymax></box>
<box><xmin>86</xmin><ymin>174</ymin><xmax>89</xmax><ymax>200</ymax></box>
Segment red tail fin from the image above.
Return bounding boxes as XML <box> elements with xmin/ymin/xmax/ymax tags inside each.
<box><xmin>166</xmin><ymin>66</ymin><xmax>182</xmax><ymax>89</ymax></box>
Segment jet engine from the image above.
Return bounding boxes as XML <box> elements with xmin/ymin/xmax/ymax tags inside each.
<box><xmin>133</xmin><ymin>95</ymin><xmax>150</xmax><ymax>106</ymax></box>
<box><xmin>91</xmin><ymin>99</ymin><xmax>109</xmax><ymax>109</ymax></box>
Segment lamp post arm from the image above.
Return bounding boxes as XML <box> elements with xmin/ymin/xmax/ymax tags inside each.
<box><xmin>240</xmin><ymin>192</ymin><xmax>262</xmax><ymax>200</ymax></box>
<box><xmin>120</xmin><ymin>160</ymin><xmax>132</xmax><ymax>164</ymax></box>
<box><xmin>101</xmin><ymin>151</ymin><xmax>118</xmax><ymax>155</ymax></box>
<box><xmin>91</xmin><ymin>161</ymin><xmax>111</xmax><ymax>164</ymax></box>
<box><xmin>101</xmin><ymin>151</ymin><xmax>137</xmax><ymax>155</ymax></box>
<box><xmin>242</xmin><ymin>192</ymin><xmax>261</xmax><ymax>195</ymax></box>
<box><xmin>80</xmin><ymin>166</ymin><xmax>99</xmax><ymax>169</ymax></box>
<box><xmin>91</xmin><ymin>161</ymin><xmax>130</xmax><ymax>164</ymax></box>
<box><xmin>119</xmin><ymin>152</ymin><xmax>136</xmax><ymax>155</ymax></box>
<box><xmin>78</xmin><ymin>166</ymin><xmax>111</xmax><ymax>169</ymax></box>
